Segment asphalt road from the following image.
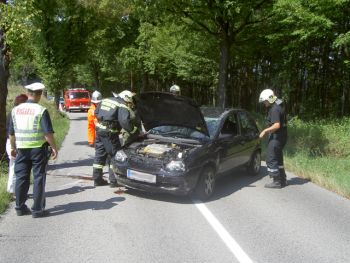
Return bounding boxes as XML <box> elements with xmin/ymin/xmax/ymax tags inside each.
<box><xmin>0</xmin><ymin>112</ymin><xmax>349</xmax><ymax>263</ymax></box>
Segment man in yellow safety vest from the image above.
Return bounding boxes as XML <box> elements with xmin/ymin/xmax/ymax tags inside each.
<box><xmin>9</xmin><ymin>82</ymin><xmax>57</xmax><ymax>218</ymax></box>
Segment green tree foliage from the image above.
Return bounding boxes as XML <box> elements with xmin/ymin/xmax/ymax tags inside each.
<box><xmin>72</xmin><ymin>0</ymin><xmax>139</xmax><ymax>95</ymax></box>
<box><xmin>133</xmin><ymin>0</ymin><xmax>274</xmax><ymax>108</ymax></box>
<box><xmin>264</xmin><ymin>0</ymin><xmax>350</xmax><ymax>117</ymax></box>
<box><xmin>2</xmin><ymin>0</ymin><xmax>350</xmax><ymax>120</ymax></box>
<box><xmin>0</xmin><ymin>0</ymin><xmax>34</xmax><ymax>156</ymax></box>
<box><xmin>30</xmin><ymin>0</ymin><xmax>91</xmax><ymax>101</ymax></box>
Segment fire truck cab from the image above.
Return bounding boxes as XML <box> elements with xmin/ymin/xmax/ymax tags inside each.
<box><xmin>64</xmin><ymin>89</ymin><xmax>91</xmax><ymax>112</ymax></box>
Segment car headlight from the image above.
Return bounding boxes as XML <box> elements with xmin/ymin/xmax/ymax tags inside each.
<box><xmin>115</xmin><ymin>150</ymin><xmax>128</xmax><ymax>162</ymax></box>
<box><xmin>165</xmin><ymin>160</ymin><xmax>185</xmax><ymax>172</ymax></box>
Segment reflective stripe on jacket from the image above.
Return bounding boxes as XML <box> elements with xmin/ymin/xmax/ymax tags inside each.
<box><xmin>12</xmin><ymin>102</ymin><xmax>46</xmax><ymax>148</ymax></box>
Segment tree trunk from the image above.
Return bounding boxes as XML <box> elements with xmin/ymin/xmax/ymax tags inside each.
<box><xmin>141</xmin><ymin>72</ymin><xmax>148</xmax><ymax>93</ymax></box>
<box><xmin>0</xmin><ymin>27</ymin><xmax>10</xmax><ymax>158</ymax></box>
<box><xmin>217</xmin><ymin>37</ymin><xmax>230</xmax><ymax>110</ymax></box>
<box><xmin>130</xmin><ymin>70</ymin><xmax>134</xmax><ymax>91</ymax></box>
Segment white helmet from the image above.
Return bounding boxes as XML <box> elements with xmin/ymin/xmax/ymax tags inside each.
<box><xmin>91</xmin><ymin>90</ymin><xmax>102</xmax><ymax>103</ymax></box>
<box><xmin>169</xmin><ymin>84</ymin><xmax>180</xmax><ymax>94</ymax></box>
<box><xmin>119</xmin><ymin>90</ymin><xmax>136</xmax><ymax>103</ymax></box>
<box><xmin>259</xmin><ymin>89</ymin><xmax>277</xmax><ymax>103</ymax></box>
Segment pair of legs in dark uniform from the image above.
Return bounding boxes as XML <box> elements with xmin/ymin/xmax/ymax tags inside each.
<box><xmin>266</xmin><ymin>137</ymin><xmax>287</xmax><ymax>188</ymax></box>
<box><xmin>15</xmin><ymin>145</ymin><xmax>49</xmax><ymax>217</ymax></box>
<box><xmin>92</xmin><ymin>129</ymin><xmax>119</xmax><ymax>186</ymax></box>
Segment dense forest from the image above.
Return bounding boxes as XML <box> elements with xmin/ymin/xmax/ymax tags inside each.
<box><xmin>1</xmin><ymin>0</ymin><xmax>350</xmax><ymax>156</ymax></box>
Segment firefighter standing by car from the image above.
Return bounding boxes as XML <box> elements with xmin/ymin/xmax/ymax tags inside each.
<box><xmin>9</xmin><ymin>82</ymin><xmax>58</xmax><ymax>217</ymax></box>
<box><xmin>259</xmin><ymin>89</ymin><xmax>288</xmax><ymax>188</ymax></box>
<box><xmin>87</xmin><ymin>90</ymin><xmax>102</xmax><ymax>147</ymax></box>
<box><xmin>92</xmin><ymin>90</ymin><xmax>139</xmax><ymax>187</ymax></box>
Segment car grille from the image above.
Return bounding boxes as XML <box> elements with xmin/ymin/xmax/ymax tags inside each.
<box><xmin>128</xmin><ymin>155</ymin><xmax>164</xmax><ymax>172</ymax></box>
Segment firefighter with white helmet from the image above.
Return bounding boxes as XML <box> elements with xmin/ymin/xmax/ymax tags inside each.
<box><xmin>259</xmin><ymin>89</ymin><xmax>288</xmax><ymax>188</ymax></box>
<box><xmin>92</xmin><ymin>90</ymin><xmax>139</xmax><ymax>187</ymax></box>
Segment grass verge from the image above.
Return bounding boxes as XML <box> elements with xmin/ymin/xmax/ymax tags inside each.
<box><xmin>0</xmin><ymin>85</ymin><xmax>70</xmax><ymax>214</ymax></box>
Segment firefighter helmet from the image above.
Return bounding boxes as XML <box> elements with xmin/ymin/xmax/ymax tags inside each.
<box><xmin>119</xmin><ymin>90</ymin><xmax>136</xmax><ymax>103</ymax></box>
<box><xmin>259</xmin><ymin>89</ymin><xmax>277</xmax><ymax>104</ymax></box>
<box><xmin>169</xmin><ymin>85</ymin><xmax>181</xmax><ymax>95</ymax></box>
<box><xmin>91</xmin><ymin>90</ymin><xmax>102</xmax><ymax>103</ymax></box>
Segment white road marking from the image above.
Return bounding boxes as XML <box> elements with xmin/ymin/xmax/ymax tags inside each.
<box><xmin>194</xmin><ymin>201</ymin><xmax>253</xmax><ymax>263</ymax></box>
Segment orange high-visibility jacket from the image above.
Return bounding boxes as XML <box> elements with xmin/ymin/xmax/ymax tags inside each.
<box><xmin>87</xmin><ymin>103</ymin><xmax>97</xmax><ymax>145</ymax></box>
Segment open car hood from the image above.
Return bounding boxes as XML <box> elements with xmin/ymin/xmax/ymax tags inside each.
<box><xmin>136</xmin><ymin>92</ymin><xmax>209</xmax><ymax>137</ymax></box>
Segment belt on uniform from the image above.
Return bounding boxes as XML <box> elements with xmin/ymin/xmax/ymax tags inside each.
<box><xmin>96</xmin><ymin>122</ymin><xmax>119</xmax><ymax>133</ymax></box>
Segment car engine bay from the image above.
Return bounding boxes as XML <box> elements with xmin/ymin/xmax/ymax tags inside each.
<box><xmin>124</xmin><ymin>138</ymin><xmax>197</xmax><ymax>163</ymax></box>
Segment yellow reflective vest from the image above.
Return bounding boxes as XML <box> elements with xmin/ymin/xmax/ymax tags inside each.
<box><xmin>12</xmin><ymin>102</ymin><xmax>46</xmax><ymax>148</ymax></box>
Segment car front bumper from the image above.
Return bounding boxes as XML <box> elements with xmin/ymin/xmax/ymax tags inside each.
<box><xmin>113</xmin><ymin>164</ymin><xmax>201</xmax><ymax>196</ymax></box>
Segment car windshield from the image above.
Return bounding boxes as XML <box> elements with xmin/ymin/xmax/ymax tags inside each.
<box><xmin>69</xmin><ymin>92</ymin><xmax>89</xmax><ymax>99</ymax></box>
<box><xmin>204</xmin><ymin>117</ymin><xmax>220</xmax><ymax>137</ymax></box>
<box><xmin>149</xmin><ymin>126</ymin><xmax>198</xmax><ymax>139</ymax></box>
<box><xmin>149</xmin><ymin>117</ymin><xmax>219</xmax><ymax>140</ymax></box>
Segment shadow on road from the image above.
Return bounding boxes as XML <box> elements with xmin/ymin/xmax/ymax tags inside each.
<box><xmin>48</xmin><ymin>158</ymin><xmax>94</xmax><ymax>170</ymax></box>
<box><xmin>286</xmin><ymin>176</ymin><xmax>310</xmax><ymax>185</ymax></box>
<box><xmin>123</xmin><ymin>189</ymin><xmax>193</xmax><ymax>204</ymax></box>
<box><xmin>209</xmin><ymin>168</ymin><xmax>265</xmax><ymax>202</ymax></box>
<box><xmin>47</xmin><ymin>197</ymin><xmax>125</xmax><ymax>216</ymax></box>
<box><xmin>74</xmin><ymin>141</ymin><xmax>91</xmax><ymax>146</ymax></box>
<box><xmin>46</xmin><ymin>186</ymin><xmax>95</xmax><ymax>198</ymax></box>
<box><xmin>118</xmin><ymin>166</ymin><xmax>310</xmax><ymax>204</ymax></box>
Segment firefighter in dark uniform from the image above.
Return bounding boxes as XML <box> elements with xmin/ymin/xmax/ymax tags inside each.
<box><xmin>92</xmin><ymin>90</ymin><xmax>139</xmax><ymax>187</ymax></box>
<box><xmin>259</xmin><ymin>89</ymin><xmax>288</xmax><ymax>188</ymax></box>
<box><xmin>9</xmin><ymin>82</ymin><xmax>58</xmax><ymax>217</ymax></box>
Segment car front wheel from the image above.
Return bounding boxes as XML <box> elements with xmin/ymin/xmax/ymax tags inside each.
<box><xmin>194</xmin><ymin>167</ymin><xmax>216</xmax><ymax>201</ymax></box>
<box><xmin>247</xmin><ymin>151</ymin><xmax>261</xmax><ymax>175</ymax></box>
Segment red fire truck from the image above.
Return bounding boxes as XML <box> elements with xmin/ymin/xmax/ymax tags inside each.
<box><xmin>64</xmin><ymin>89</ymin><xmax>91</xmax><ymax>112</ymax></box>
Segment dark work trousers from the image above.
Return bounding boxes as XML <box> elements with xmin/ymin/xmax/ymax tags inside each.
<box><xmin>266</xmin><ymin>136</ymin><xmax>287</xmax><ymax>180</ymax></box>
<box><xmin>92</xmin><ymin>129</ymin><xmax>120</xmax><ymax>183</ymax></box>
<box><xmin>15</xmin><ymin>145</ymin><xmax>48</xmax><ymax>213</ymax></box>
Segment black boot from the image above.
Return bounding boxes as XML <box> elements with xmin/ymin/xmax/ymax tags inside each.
<box><xmin>94</xmin><ymin>178</ymin><xmax>109</xmax><ymax>186</ymax></box>
<box><xmin>93</xmin><ymin>167</ymin><xmax>108</xmax><ymax>186</ymax></box>
<box><xmin>264</xmin><ymin>177</ymin><xmax>282</xmax><ymax>189</ymax></box>
<box><xmin>109</xmin><ymin>181</ymin><xmax>118</xmax><ymax>188</ymax></box>
<box><xmin>280</xmin><ymin>169</ymin><xmax>287</xmax><ymax>187</ymax></box>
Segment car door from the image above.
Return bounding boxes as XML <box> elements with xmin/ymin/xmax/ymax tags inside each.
<box><xmin>237</xmin><ymin>111</ymin><xmax>260</xmax><ymax>165</ymax></box>
<box><xmin>217</xmin><ymin>112</ymin><xmax>246</xmax><ymax>173</ymax></box>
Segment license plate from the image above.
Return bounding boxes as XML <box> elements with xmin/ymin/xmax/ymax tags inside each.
<box><xmin>127</xmin><ymin>169</ymin><xmax>156</xmax><ymax>184</ymax></box>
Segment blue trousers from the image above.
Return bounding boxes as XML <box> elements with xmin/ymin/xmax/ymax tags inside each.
<box><xmin>15</xmin><ymin>145</ymin><xmax>49</xmax><ymax>214</ymax></box>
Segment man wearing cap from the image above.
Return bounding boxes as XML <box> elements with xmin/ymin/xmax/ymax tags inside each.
<box><xmin>9</xmin><ymin>82</ymin><xmax>58</xmax><ymax>218</ymax></box>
